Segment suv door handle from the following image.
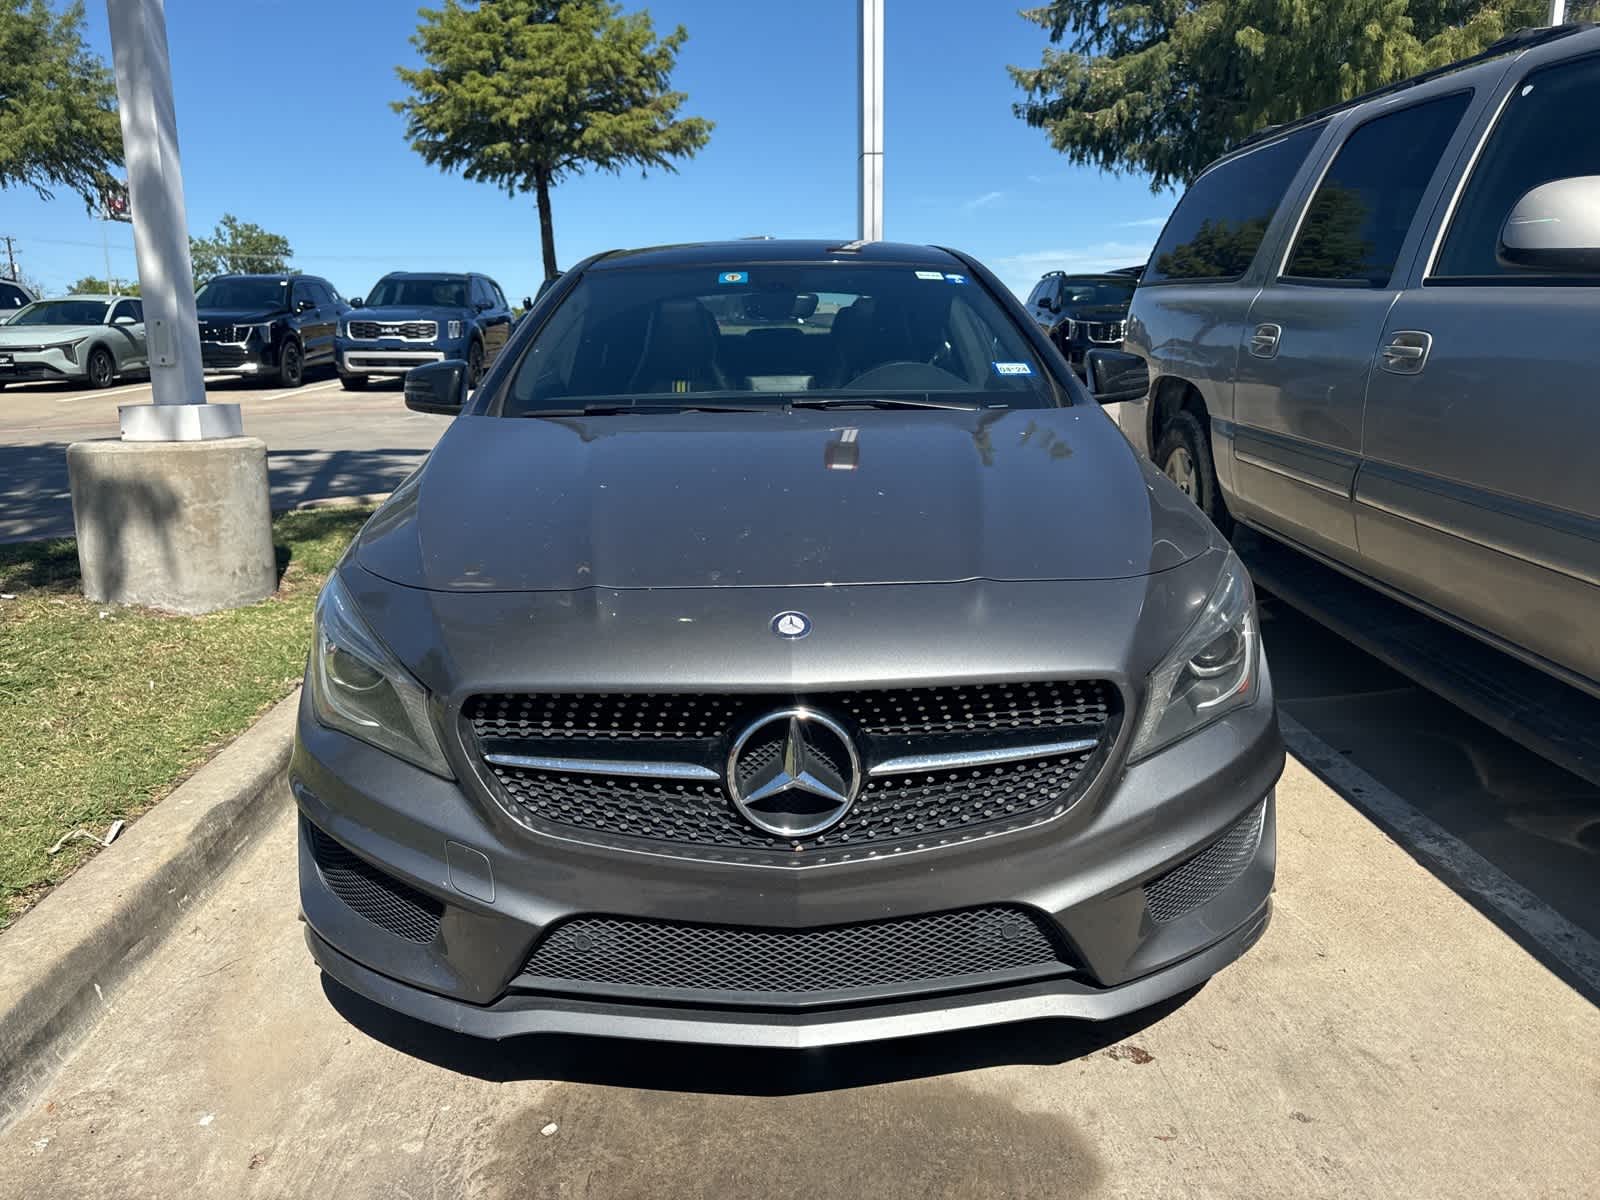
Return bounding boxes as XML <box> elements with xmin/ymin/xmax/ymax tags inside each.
<box><xmin>1249</xmin><ymin>323</ymin><xmax>1282</xmax><ymax>359</ymax></box>
<box><xmin>1380</xmin><ymin>330</ymin><xmax>1433</xmax><ymax>375</ymax></box>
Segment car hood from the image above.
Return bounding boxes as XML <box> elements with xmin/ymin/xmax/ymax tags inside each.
<box><xmin>350</xmin><ymin>305</ymin><xmax>470</xmax><ymax>324</ymax></box>
<box><xmin>196</xmin><ymin>308</ymin><xmax>285</xmax><ymax>324</ymax></box>
<box><xmin>0</xmin><ymin>324</ymin><xmax>102</xmax><ymax>346</ymax></box>
<box><xmin>355</xmin><ymin>406</ymin><xmax>1215</xmax><ymax>593</ymax></box>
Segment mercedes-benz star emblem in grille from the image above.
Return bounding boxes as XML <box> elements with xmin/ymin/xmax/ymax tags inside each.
<box><xmin>771</xmin><ymin>610</ymin><xmax>811</xmax><ymax>639</ymax></box>
<box><xmin>726</xmin><ymin>709</ymin><xmax>860</xmax><ymax>838</ymax></box>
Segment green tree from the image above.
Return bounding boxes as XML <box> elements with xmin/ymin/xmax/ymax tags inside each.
<box><xmin>0</xmin><ymin>0</ymin><xmax>122</xmax><ymax>209</ymax></box>
<box><xmin>1010</xmin><ymin>1</ymin><xmax>1572</xmax><ymax>191</ymax></box>
<box><xmin>395</xmin><ymin>0</ymin><xmax>713</xmax><ymax>279</ymax></box>
<box><xmin>68</xmin><ymin>275</ymin><xmax>140</xmax><ymax>296</ymax></box>
<box><xmin>189</xmin><ymin>214</ymin><xmax>293</xmax><ymax>280</ymax></box>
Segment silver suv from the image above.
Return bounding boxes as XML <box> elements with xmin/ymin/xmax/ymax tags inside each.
<box><xmin>1117</xmin><ymin>24</ymin><xmax>1600</xmax><ymax>696</ymax></box>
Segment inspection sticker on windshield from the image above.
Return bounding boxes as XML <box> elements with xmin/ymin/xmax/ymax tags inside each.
<box><xmin>914</xmin><ymin>270</ymin><xmax>945</xmax><ymax>280</ymax></box>
<box><xmin>944</xmin><ymin>273</ymin><xmax>969</xmax><ymax>284</ymax></box>
<box><xmin>993</xmin><ymin>361</ymin><xmax>1034</xmax><ymax>377</ymax></box>
<box><xmin>717</xmin><ymin>271</ymin><xmax>749</xmax><ymax>285</ymax></box>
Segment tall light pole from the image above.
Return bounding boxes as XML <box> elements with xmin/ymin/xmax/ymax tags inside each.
<box><xmin>858</xmin><ymin>0</ymin><xmax>884</xmax><ymax>242</ymax></box>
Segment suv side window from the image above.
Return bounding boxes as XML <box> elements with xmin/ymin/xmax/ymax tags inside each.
<box><xmin>1026</xmin><ymin>279</ymin><xmax>1051</xmax><ymax>308</ymax></box>
<box><xmin>471</xmin><ymin>277</ymin><xmax>493</xmax><ymax>309</ymax></box>
<box><xmin>491</xmin><ymin>280</ymin><xmax>508</xmax><ymax>309</ymax></box>
<box><xmin>111</xmin><ymin>299</ymin><xmax>144</xmax><ymax>323</ymax></box>
<box><xmin>1433</xmin><ymin>52</ymin><xmax>1600</xmax><ymax>280</ymax></box>
<box><xmin>1284</xmin><ymin>92</ymin><xmax>1472</xmax><ymax>287</ymax></box>
<box><xmin>1145</xmin><ymin>124</ymin><xmax>1324</xmax><ymax>284</ymax></box>
<box><xmin>0</xmin><ymin>282</ymin><xmax>26</xmax><ymax>313</ymax></box>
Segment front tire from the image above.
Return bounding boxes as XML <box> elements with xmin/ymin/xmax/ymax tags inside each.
<box><xmin>1155</xmin><ymin>410</ymin><xmax>1233</xmax><ymax>537</ymax></box>
<box><xmin>466</xmin><ymin>340</ymin><xmax>484</xmax><ymax>389</ymax></box>
<box><xmin>85</xmin><ymin>346</ymin><xmax>116</xmax><ymax>390</ymax></box>
<box><xmin>277</xmin><ymin>340</ymin><xmax>304</xmax><ymax>389</ymax></box>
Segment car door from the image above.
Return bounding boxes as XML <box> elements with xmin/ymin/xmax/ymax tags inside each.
<box><xmin>1230</xmin><ymin>88</ymin><xmax>1477</xmax><ymax>559</ymax></box>
<box><xmin>293</xmin><ymin>280</ymin><xmax>337</xmax><ymax>365</ymax></box>
<box><xmin>108</xmin><ymin>298</ymin><xmax>147</xmax><ymax>371</ymax></box>
<box><xmin>473</xmin><ymin>276</ymin><xmax>512</xmax><ymax>363</ymax></box>
<box><xmin>1357</xmin><ymin>46</ymin><xmax>1600</xmax><ymax>690</ymax></box>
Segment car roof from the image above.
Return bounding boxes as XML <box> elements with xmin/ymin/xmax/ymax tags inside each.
<box><xmin>589</xmin><ymin>240</ymin><xmax>967</xmax><ymax>271</ymax></box>
<box><xmin>380</xmin><ymin>271</ymin><xmax>471</xmax><ymax>281</ymax></box>
<box><xmin>207</xmin><ymin>273</ymin><xmax>305</xmax><ymax>282</ymax></box>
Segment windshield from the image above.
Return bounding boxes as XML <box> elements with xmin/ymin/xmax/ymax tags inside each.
<box><xmin>1058</xmin><ymin>279</ymin><xmax>1137</xmax><ymax>307</ymax></box>
<box><xmin>365</xmin><ymin>277</ymin><xmax>468</xmax><ymax>309</ymax></box>
<box><xmin>504</xmin><ymin>263</ymin><xmax>1055</xmax><ymax>415</ymax></box>
<box><xmin>8</xmin><ymin>300</ymin><xmax>109</xmax><ymax>326</ymax></box>
<box><xmin>195</xmin><ymin>278</ymin><xmax>288</xmax><ymax>311</ymax></box>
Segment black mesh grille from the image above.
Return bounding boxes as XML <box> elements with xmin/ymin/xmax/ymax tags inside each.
<box><xmin>1144</xmin><ymin>802</ymin><xmax>1265</xmax><ymax>925</ymax></box>
<box><xmin>467</xmin><ymin>681</ymin><xmax>1113</xmax><ymax>743</ymax></box>
<box><xmin>306</xmin><ymin>821</ymin><xmax>442</xmax><ymax>944</ymax></box>
<box><xmin>468</xmin><ymin>682</ymin><xmax>1117</xmax><ymax>863</ymax></box>
<box><xmin>520</xmin><ymin>905</ymin><xmax>1072</xmax><ymax>1002</ymax></box>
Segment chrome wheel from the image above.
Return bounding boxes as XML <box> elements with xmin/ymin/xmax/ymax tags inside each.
<box><xmin>87</xmin><ymin>347</ymin><xmax>115</xmax><ymax>389</ymax></box>
<box><xmin>1164</xmin><ymin>446</ymin><xmax>1198</xmax><ymax>499</ymax></box>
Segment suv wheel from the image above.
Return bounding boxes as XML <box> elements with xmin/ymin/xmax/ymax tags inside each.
<box><xmin>1155</xmin><ymin>410</ymin><xmax>1233</xmax><ymax>536</ymax></box>
<box><xmin>467</xmin><ymin>340</ymin><xmax>484</xmax><ymax>388</ymax></box>
<box><xmin>86</xmin><ymin>346</ymin><xmax>116</xmax><ymax>390</ymax></box>
<box><xmin>278</xmin><ymin>340</ymin><xmax>304</xmax><ymax>389</ymax></box>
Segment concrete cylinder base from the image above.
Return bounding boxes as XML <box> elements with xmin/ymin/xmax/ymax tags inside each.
<box><xmin>66</xmin><ymin>437</ymin><xmax>277</xmax><ymax>614</ymax></box>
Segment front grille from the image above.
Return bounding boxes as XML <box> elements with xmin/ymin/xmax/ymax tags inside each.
<box><xmin>519</xmin><ymin>905</ymin><xmax>1073</xmax><ymax>1004</ymax></box>
<box><xmin>348</xmin><ymin>320</ymin><xmax>436</xmax><ymax>341</ymax></box>
<box><xmin>305</xmin><ymin>820</ymin><xmax>443</xmax><ymax>944</ymax></box>
<box><xmin>199</xmin><ymin>323</ymin><xmax>243</xmax><ymax>343</ymax></box>
<box><xmin>467</xmin><ymin>682</ymin><xmax>1118</xmax><ymax>864</ymax></box>
<box><xmin>1085</xmin><ymin>320</ymin><xmax>1126</xmax><ymax>344</ymax></box>
<box><xmin>1143</xmin><ymin>801</ymin><xmax>1265</xmax><ymax>925</ymax></box>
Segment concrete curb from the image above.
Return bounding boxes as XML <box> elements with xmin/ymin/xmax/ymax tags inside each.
<box><xmin>0</xmin><ymin>688</ymin><xmax>301</xmax><ymax>1131</ymax></box>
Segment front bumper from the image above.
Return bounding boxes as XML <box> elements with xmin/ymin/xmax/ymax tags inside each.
<box><xmin>338</xmin><ymin>345</ymin><xmax>447</xmax><ymax>377</ymax></box>
<box><xmin>293</xmin><ymin>661</ymin><xmax>1283</xmax><ymax>1046</ymax></box>
<box><xmin>0</xmin><ymin>347</ymin><xmax>84</xmax><ymax>383</ymax></box>
<box><xmin>201</xmin><ymin>338</ymin><xmax>275</xmax><ymax>376</ymax></box>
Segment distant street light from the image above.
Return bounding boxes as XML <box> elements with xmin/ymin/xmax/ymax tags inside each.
<box><xmin>859</xmin><ymin>0</ymin><xmax>883</xmax><ymax>242</ymax></box>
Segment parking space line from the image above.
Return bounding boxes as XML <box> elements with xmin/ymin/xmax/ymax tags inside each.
<box><xmin>1280</xmin><ymin>712</ymin><xmax>1600</xmax><ymax>997</ymax></box>
<box><xmin>52</xmin><ymin>382</ymin><xmax>154</xmax><ymax>403</ymax></box>
<box><xmin>247</xmin><ymin>379</ymin><xmax>342</xmax><ymax>402</ymax></box>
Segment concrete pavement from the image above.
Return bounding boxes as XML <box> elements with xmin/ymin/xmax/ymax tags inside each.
<box><xmin>0</xmin><ymin>375</ymin><xmax>448</xmax><ymax>542</ymax></box>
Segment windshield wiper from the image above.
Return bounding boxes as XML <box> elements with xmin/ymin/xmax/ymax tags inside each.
<box><xmin>523</xmin><ymin>401</ymin><xmax>777</xmax><ymax>417</ymax></box>
<box><xmin>786</xmin><ymin>395</ymin><xmax>989</xmax><ymax>412</ymax></box>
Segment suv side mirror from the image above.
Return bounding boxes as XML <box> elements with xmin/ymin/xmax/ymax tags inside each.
<box><xmin>405</xmin><ymin>360</ymin><xmax>470</xmax><ymax>415</ymax></box>
<box><xmin>295</xmin><ymin>297</ymin><xmax>317</xmax><ymax>313</ymax></box>
<box><xmin>349</xmin><ymin>296</ymin><xmax>363</xmax><ymax>307</ymax></box>
<box><xmin>1083</xmin><ymin>349</ymin><xmax>1149</xmax><ymax>405</ymax></box>
<box><xmin>1500</xmin><ymin>175</ymin><xmax>1600</xmax><ymax>272</ymax></box>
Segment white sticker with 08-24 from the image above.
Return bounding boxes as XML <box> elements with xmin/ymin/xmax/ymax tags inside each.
<box><xmin>993</xmin><ymin>361</ymin><xmax>1034</xmax><ymax>376</ymax></box>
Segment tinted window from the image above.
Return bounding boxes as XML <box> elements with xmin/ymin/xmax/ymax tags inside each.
<box><xmin>472</xmin><ymin>277</ymin><xmax>495</xmax><ymax>308</ymax></box>
<box><xmin>0</xmin><ymin>282</ymin><xmax>27</xmax><ymax>312</ymax></box>
<box><xmin>1026</xmin><ymin>278</ymin><xmax>1054</xmax><ymax>307</ymax></box>
<box><xmin>489</xmin><ymin>280</ymin><xmax>508</xmax><ymax>308</ymax></box>
<box><xmin>504</xmin><ymin>264</ymin><xmax>1054</xmax><ymax>414</ymax></box>
<box><xmin>1285</xmin><ymin>93</ymin><xmax>1471</xmax><ymax>287</ymax></box>
<box><xmin>196</xmin><ymin>277</ymin><xmax>289</xmax><ymax>310</ymax></box>
<box><xmin>1434</xmin><ymin>53</ymin><xmax>1600</xmax><ymax>279</ymax></box>
<box><xmin>1057</xmin><ymin>278</ymin><xmax>1137</xmax><ymax>306</ymax></box>
<box><xmin>365</xmin><ymin>277</ymin><xmax>469</xmax><ymax>308</ymax></box>
<box><xmin>1145</xmin><ymin>125</ymin><xmax>1324</xmax><ymax>283</ymax></box>
<box><xmin>9</xmin><ymin>300</ymin><xmax>109</xmax><ymax>326</ymax></box>
<box><xmin>111</xmin><ymin>299</ymin><xmax>144</xmax><ymax>323</ymax></box>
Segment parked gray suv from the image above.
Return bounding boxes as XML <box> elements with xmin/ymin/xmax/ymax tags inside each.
<box><xmin>1117</xmin><ymin>24</ymin><xmax>1600</xmax><ymax>697</ymax></box>
<box><xmin>293</xmin><ymin>240</ymin><xmax>1284</xmax><ymax>1048</ymax></box>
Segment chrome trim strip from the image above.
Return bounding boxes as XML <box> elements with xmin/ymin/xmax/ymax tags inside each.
<box><xmin>868</xmin><ymin>737</ymin><xmax>1099</xmax><ymax>777</ymax></box>
<box><xmin>483</xmin><ymin>752</ymin><xmax>721</xmax><ymax>782</ymax></box>
<box><xmin>1234</xmin><ymin>449</ymin><xmax>1352</xmax><ymax>498</ymax></box>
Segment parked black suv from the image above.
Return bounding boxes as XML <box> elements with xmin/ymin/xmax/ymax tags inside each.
<box><xmin>1025</xmin><ymin>269</ymin><xmax>1142</xmax><ymax>376</ymax></box>
<box><xmin>336</xmin><ymin>272</ymin><xmax>513</xmax><ymax>390</ymax></box>
<box><xmin>195</xmin><ymin>274</ymin><xmax>348</xmax><ymax>387</ymax></box>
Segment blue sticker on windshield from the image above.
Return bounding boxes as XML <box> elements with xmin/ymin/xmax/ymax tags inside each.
<box><xmin>993</xmin><ymin>361</ymin><xmax>1033</xmax><ymax>377</ymax></box>
<box><xmin>944</xmin><ymin>273</ymin><xmax>968</xmax><ymax>284</ymax></box>
<box><xmin>718</xmin><ymin>271</ymin><xmax>749</xmax><ymax>285</ymax></box>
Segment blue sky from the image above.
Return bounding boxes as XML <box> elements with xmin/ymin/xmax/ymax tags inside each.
<box><xmin>4</xmin><ymin>0</ymin><xmax>1176</xmax><ymax>302</ymax></box>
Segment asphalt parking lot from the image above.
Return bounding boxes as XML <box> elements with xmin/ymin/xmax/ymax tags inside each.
<box><xmin>1</xmin><ymin>593</ymin><xmax>1596</xmax><ymax>1198</ymax></box>
<box><xmin>0</xmin><ymin>373</ymin><xmax>449</xmax><ymax>542</ymax></box>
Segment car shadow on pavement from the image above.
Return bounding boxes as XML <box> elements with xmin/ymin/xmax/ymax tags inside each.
<box><xmin>320</xmin><ymin>975</ymin><xmax>1201</xmax><ymax>1095</ymax></box>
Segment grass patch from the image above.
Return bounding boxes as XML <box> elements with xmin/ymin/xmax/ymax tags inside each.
<box><xmin>0</xmin><ymin>506</ymin><xmax>373</xmax><ymax>930</ymax></box>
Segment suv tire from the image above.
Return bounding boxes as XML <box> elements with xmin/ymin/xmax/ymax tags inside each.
<box><xmin>277</xmin><ymin>339</ymin><xmax>304</xmax><ymax>389</ymax></box>
<box><xmin>86</xmin><ymin>345</ymin><xmax>116</xmax><ymax>390</ymax></box>
<box><xmin>467</xmin><ymin>339</ymin><xmax>484</xmax><ymax>389</ymax></box>
<box><xmin>1155</xmin><ymin>410</ymin><xmax>1233</xmax><ymax>537</ymax></box>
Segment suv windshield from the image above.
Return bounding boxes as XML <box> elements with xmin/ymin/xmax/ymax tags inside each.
<box><xmin>195</xmin><ymin>278</ymin><xmax>289</xmax><ymax>310</ymax></box>
<box><xmin>9</xmin><ymin>300</ymin><xmax>108</xmax><ymax>326</ymax></box>
<box><xmin>366</xmin><ymin>277</ymin><xmax>468</xmax><ymax>308</ymax></box>
<box><xmin>504</xmin><ymin>264</ymin><xmax>1054</xmax><ymax>415</ymax></box>
<box><xmin>1058</xmin><ymin>279</ymin><xmax>1137</xmax><ymax>306</ymax></box>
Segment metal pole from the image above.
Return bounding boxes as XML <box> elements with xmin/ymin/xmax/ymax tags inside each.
<box><xmin>858</xmin><ymin>0</ymin><xmax>884</xmax><ymax>242</ymax></box>
<box><xmin>102</xmin><ymin>221</ymin><xmax>116</xmax><ymax>295</ymax></box>
<box><xmin>1548</xmin><ymin>0</ymin><xmax>1567</xmax><ymax>23</ymax></box>
<box><xmin>106</xmin><ymin>0</ymin><xmax>239</xmax><ymax>439</ymax></box>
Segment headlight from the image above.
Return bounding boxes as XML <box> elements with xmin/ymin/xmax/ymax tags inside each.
<box><xmin>447</xmin><ymin>320</ymin><xmax>463</xmax><ymax>339</ymax></box>
<box><xmin>1058</xmin><ymin>317</ymin><xmax>1077</xmax><ymax>339</ymax></box>
<box><xmin>308</xmin><ymin>573</ymin><xmax>452</xmax><ymax>776</ymax></box>
<box><xmin>50</xmin><ymin>340</ymin><xmax>81</xmax><ymax>364</ymax></box>
<box><xmin>1128</xmin><ymin>550</ymin><xmax>1260</xmax><ymax>761</ymax></box>
<box><xmin>249</xmin><ymin>324</ymin><xmax>275</xmax><ymax>344</ymax></box>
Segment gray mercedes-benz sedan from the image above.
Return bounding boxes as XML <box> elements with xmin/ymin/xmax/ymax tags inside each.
<box><xmin>292</xmin><ymin>240</ymin><xmax>1284</xmax><ymax>1048</ymax></box>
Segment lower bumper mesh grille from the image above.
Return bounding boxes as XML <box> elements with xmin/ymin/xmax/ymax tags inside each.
<box><xmin>1143</xmin><ymin>801</ymin><xmax>1265</xmax><ymax>925</ymax></box>
<box><xmin>306</xmin><ymin>820</ymin><xmax>442</xmax><ymax>944</ymax></box>
<box><xmin>520</xmin><ymin>905</ymin><xmax>1074</xmax><ymax>1004</ymax></box>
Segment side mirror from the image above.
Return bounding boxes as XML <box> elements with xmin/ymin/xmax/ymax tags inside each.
<box><xmin>1083</xmin><ymin>349</ymin><xmax>1149</xmax><ymax>405</ymax></box>
<box><xmin>404</xmin><ymin>360</ymin><xmax>470</xmax><ymax>415</ymax></box>
<box><xmin>349</xmin><ymin>296</ymin><xmax>364</xmax><ymax>308</ymax></box>
<box><xmin>793</xmin><ymin>293</ymin><xmax>819</xmax><ymax>319</ymax></box>
<box><xmin>113</xmin><ymin>314</ymin><xmax>138</xmax><ymax>326</ymax></box>
<box><xmin>295</xmin><ymin>298</ymin><xmax>316</xmax><ymax>312</ymax></box>
<box><xmin>1500</xmin><ymin>176</ymin><xmax>1600</xmax><ymax>272</ymax></box>
<box><xmin>521</xmin><ymin>295</ymin><xmax>535</xmax><ymax>310</ymax></box>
